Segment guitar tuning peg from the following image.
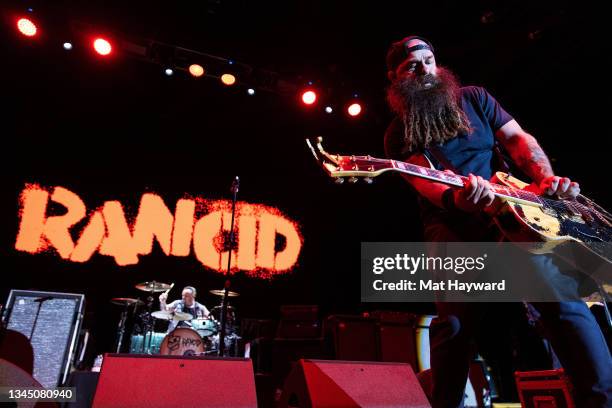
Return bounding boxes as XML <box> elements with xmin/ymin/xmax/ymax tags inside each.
<box><xmin>334</xmin><ymin>177</ymin><xmax>345</xmax><ymax>184</ymax></box>
<box><xmin>363</xmin><ymin>177</ymin><xmax>373</xmax><ymax>184</ymax></box>
<box><xmin>348</xmin><ymin>177</ymin><xmax>359</xmax><ymax>184</ymax></box>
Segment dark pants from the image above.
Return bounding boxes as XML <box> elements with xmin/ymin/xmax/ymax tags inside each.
<box><xmin>425</xmin><ymin>218</ymin><xmax>612</xmax><ymax>408</ymax></box>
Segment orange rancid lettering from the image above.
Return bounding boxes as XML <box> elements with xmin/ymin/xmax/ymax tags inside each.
<box><xmin>15</xmin><ymin>184</ymin><xmax>303</xmax><ymax>278</ymax></box>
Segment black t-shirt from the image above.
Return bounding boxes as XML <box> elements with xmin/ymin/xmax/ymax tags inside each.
<box><xmin>385</xmin><ymin>86</ymin><xmax>513</xmax><ymax>178</ymax></box>
<box><xmin>384</xmin><ymin>86</ymin><xmax>513</xmax><ymax>229</ymax></box>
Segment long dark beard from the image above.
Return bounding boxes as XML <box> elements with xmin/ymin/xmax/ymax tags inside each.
<box><xmin>386</xmin><ymin>66</ymin><xmax>471</xmax><ymax>153</ymax></box>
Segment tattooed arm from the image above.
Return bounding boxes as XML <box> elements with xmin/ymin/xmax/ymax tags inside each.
<box><xmin>495</xmin><ymin>120</ymin><xmax>580</xmax><ymax>198</ymax></box>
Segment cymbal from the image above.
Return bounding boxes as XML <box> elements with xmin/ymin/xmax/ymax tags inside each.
<box><xmin>211</xmin><ymin>305</ymin><xmax>236</xmax><ymax>311</ymax></box>
<box><xmin>135</xmin><ymin>281</ymin><xmax>172</xmax><ymax>292</ymax></box>
<box><xmin>209</xmin><ymin>289</ymin><xmax>240</xmax><ymax>297</ymax></box>
<box><xmin>110</xmin><ymin>297</ymin><xmax>144</xmax><ymax>306</ymax></box>
<box><xmin>151</xmin><ymin>310</ymin><xmax>192</xmax><ymax>321</ymax></box>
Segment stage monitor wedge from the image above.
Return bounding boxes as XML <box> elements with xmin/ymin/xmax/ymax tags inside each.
<box><xmin>92</xmin><ymin>354</ymin><xmax>258</xmax><ymax>408</ymax></box>
<box><xmin>279</xmin><ymin>359</ymin><xmax>431</xmax><ymax>408</ymax></box>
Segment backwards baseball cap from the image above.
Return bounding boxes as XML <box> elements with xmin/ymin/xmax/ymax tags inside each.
<box><xmin>386</xmin><ymin>35</ymin><xmax>435</xmax><ymax>72</ymax></box>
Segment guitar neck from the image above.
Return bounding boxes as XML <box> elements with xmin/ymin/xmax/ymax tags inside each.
<box><xmin>390</xmin><ymin>159</ymin><xmax>544</xmax><ymax>207</ymax></box>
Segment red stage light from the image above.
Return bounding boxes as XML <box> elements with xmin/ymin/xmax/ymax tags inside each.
<box><xmin>301</xmin><ymin>90</ymin><xmax>317</xmax><ymax>105</ymax></box>
<box><xmin>93</xmin><ymin>38</ymin><xmax>112</xmax><ymax>56</ymax></box>
<box><xmin>347</xmin><ymin>102</ymin><xmax>362</xmax><ymax>117</ymax></box>
<box><xmin>17</xmin><ymin>18</ymin><xmax>37</xmax><ymax>37</ymax></box>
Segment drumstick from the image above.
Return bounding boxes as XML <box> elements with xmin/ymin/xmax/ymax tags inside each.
<box><xmin>163</xmin><ymin>283</ymin><xmax>175</xmax><ymax>296</ymax></box>
<box><xmin>161</xmin><ymin>283</ymin><xmax>175</xmax><ymax>304</ymax></box>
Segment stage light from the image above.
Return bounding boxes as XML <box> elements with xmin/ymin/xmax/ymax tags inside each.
<box><xmin>301</xmin><ymin>90</ymin><xmax>317</xmax><ymax>105</ymax></box>
<box><xmin>221</xmin><ymin>73</ymin><xmax>236</xmax><ymax>86</ymax></box>
<box><xmin>17</xmin><ymin>18</ymin><xmax>37</xmax><ymax>37</ymax></box>
<box><xmin>325</xmin><ymin>106</ymin><xmax>333</xmax><ymax>114</ymax></box>
<box><xmin>93</xmin><ymin>38</ymin><xmax>112</xmax><ymax>56</ymax></box>
<box><xmin>63</xmin><ymin>42</ymin><xmax>73</xmax><ymax>50</ymax></box>
<box><xmin>247</xmin><ymin>88</ymin><xmax>256</xmax><ymax>96</ymax></box>
<box><xmin>165</xmin><ymin>68</ymin><xmax>174</xmax><ymax>76</ymax></box>
<box><xmin>189</xmin><ymin>64</ymin><xmax>205</xmax><ymax>77</ymax></box>
<box><xmin>347</xmin><ymin>102</ymin><xmax>362</xmax><ymax>117</ymax></box>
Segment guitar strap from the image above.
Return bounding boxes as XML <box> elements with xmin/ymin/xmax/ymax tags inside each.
<box><xmin>426</xmin><ymin>141</ymin><xmax>513</xmax><ymax>176</ymax></box>
<box><xmin>425</xmin><ymin>144</ymin><xmax>459</xmax><ymax>173</ymax></box>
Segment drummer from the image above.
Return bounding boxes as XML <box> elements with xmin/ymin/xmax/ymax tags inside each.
<box><xmin>159</xmin><ymin>286</ymin><xmax>210</xmax><ymax>333</ymax></box>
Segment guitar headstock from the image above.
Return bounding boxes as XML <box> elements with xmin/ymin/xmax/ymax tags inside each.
<box><xmin>306</xmin><ymin>137</ymin><xmax>393</xmax><ymax>184</ymax></box>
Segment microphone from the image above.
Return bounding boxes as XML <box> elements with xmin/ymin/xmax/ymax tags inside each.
<box><xmin>230</xmin><ymin>176</ymin><xmax>240</xmax><ymax>194</ymax></box>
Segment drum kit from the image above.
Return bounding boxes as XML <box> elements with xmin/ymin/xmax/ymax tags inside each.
<box><xmin>110</xmin><ymin>281</ymin><xmax>241</xmax><ymax>357</ymax></box>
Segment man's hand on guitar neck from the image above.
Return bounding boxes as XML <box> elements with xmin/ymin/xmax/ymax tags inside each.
<box><xmin>525</xmin><ymin>176</ymin><xmax>581</xmax><ymax>199</ymax></box>
<box><xmin>399</xmin><ymin>154</ymin><xmax>498</xmax><ymax>214</ymax></box>
<box><xmin>451</xmin><ymin>173</ymin><xmax>496</xmax><ymax>213</ymax></box>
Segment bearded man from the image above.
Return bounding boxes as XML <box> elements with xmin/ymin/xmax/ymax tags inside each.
<box><xmin>384</xmin><ymin>36</ymin><xmax>611</xmax><ymax>408</ymax></box>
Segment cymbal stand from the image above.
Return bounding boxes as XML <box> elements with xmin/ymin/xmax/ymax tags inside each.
<box><xmin>115</xmin><ymin>302</ymin><xmax>130</xmax><ymax>353</ymax></box>
<box><xmin>142</xmin><ymin>295</ymin><xmax>155</xmax><ymax>353</ymax></box>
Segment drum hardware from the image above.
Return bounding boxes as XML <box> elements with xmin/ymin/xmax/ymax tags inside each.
<box><xmin>129</xmin><ymin>332</ymin><xmax>165</xmax><ymax>354</ymax></box>
<box><xmin>122</xmin><ymin>276</ymin><xmax>245</xmax><ymax>356</ymax></box>
<box><xmin>136</xmin><ymin>282</ymin><xmax>174</xmax><ymax>353</ymax></box>
<box><xmin>135</xmin><ymin>281</ymin><xmax>173</xmax><ymax>293</ymax></box>
<box><xmin>110</xmin><ymin>298</ymin><xmax>144</xmax><ymax>307</ymax></box>
<box><xmin>209</xmin><ymin>332</ymin><xmax>242</xmax><ymax>357</ymax></box>
<box><xmin>110</xmin><ymin>297</ymin><xmax>141</xmax><ymax>353</ymax></box>
<box><xmin>192</xmin><ymin>317</ymin><xmax>219</xmax><ymax>337</ymax></box>
<box><xmin>211</xmin><ymin>304</ymin><xmax>237</xmax><ymax>335</ymax></box>
<box><xmin>151</xmin><ymin>310</ymin><xmax>192</xmax><ymax>321</ymax></box>
<box><xmin>209</xmin><ymin>289</ymin><xmax>240</xmax><ymax>297</ymax></box>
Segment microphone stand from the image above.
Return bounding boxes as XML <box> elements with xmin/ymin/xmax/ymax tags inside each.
<box><xmin>218</xmin><ymin>176</ymin><xmax>239</xmax><ymax>357</ymax></box>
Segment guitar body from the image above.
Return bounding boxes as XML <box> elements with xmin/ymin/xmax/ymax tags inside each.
<box><xmin>492</xmin><ymin>172</ymin><xmax>611</xmax><ymax>265</ymax></box>
<box><xmin>492</xmin><ymin>172</ymin><xmax>571</xmax><ymax>247</ymax></box>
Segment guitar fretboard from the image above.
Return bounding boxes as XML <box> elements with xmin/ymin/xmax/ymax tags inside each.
<box><xmin>391</xmin><ymin>160</ymin><xmax>543</xmax><ymax>205</ymax></box>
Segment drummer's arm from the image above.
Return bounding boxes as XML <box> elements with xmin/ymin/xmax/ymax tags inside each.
<box><xmin>161</xmin><ymin>299</ymin><xmax>177</xmax><ymax>312</ymax></box>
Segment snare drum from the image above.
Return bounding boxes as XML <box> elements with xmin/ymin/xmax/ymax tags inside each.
<box><xmin>159</xmin><ymin>327</ymin><xmax>205</xmax><ymax>356</ymax></box>
<box><xmin>191</xmin><ymin>318</ymin><xmax>218</xmax><ymax>337</ymax></box>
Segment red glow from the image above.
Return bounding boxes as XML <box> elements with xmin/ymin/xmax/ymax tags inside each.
<box><xmin>347</xmin><ymin>102</ymin><xmax>362</xmax><ymax>117</ymax></box>
<box><xmin>17</xmin><ymin>18</ymin><xmax>37</xmax><ymax>37</ymax></box>
<box><xmin>93</xmin><ymin>38</ymin><xmax>112</xmax><ymax>56</ymax></box>
<box><xmin>301</xmin><ymin>90</ymin><xmax>317</xmax><ymax>105</ymax></box>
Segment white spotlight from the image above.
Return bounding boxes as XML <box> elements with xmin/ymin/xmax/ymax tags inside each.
<box><xmin>63</xmin><ymin>42</ymin><xmax>73</xmax><ymax>50</ymax></box>
<box><xmin>164</xmin><ymin>68</ymin><xmax>174</xmax><ymax>76</ymax></box>
<box><xmin>247</xmin><ymin>88</ymin><xmax>256</xmax><ymax>95</ymax></box>
<box><xmin>325</xmin><ymin>106</ymin><xmax>333</xmax><ymax>114</ymax></box>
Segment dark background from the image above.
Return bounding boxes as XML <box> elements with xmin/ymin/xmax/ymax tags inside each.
<box><xmin>1</xmin><ymin>0</ymin><xmax>608</xmax><ymax>355</ymax></box>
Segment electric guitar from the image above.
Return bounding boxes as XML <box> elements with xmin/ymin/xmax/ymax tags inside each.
<box><xmin>306</xmin><ymin>137</ymin><xmax>612</xmax><ymax>274</ymax></box>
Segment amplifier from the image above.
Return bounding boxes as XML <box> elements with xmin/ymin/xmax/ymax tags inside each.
<box><xmin>2</xmin><ymin>289</ymin><xmax>85</xmax><ymax>388</ymax></box>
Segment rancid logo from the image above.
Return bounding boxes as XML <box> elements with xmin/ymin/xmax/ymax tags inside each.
<box><xmin>15</xmin><ymin>184</ymin><xmax>303</xmax><ymax>278</ymax></box>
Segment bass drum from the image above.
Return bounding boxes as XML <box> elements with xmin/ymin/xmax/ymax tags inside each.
<box><xmin>159</xmin><ymin>327</ymin><xmax>205</xmax><ymax>356</ymax></box>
